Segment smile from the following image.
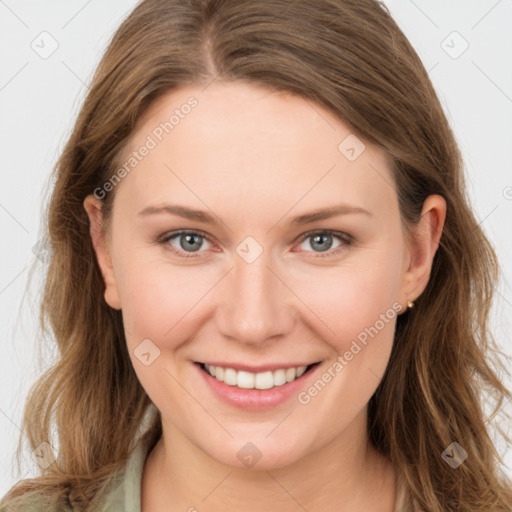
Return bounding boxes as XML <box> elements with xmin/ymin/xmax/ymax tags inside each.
<box><xmin>195</xmin><ymin>360</ymin><xmax>322</xmax><ymax>410</ymax></box>
<box><xmin>200</xmin><ymin>363</ymin><xmax>317</xmax><ymax>390</ymax></box>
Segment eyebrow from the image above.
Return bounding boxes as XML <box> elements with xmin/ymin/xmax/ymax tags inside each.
<box><xmin>137</xmin><ymin>203</ymin><xmax>372</xmax><ymax>226</ymax></box>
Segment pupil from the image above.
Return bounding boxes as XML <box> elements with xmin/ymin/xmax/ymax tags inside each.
<box><xmin>312</xmin><ymin>234</ymin><xmax>332</xmax><ymax>252</ymax></box>
<box><xmin>182</xmin><ymin>234</ymin><xmax>202</xmax><ymax>251</ymax></box>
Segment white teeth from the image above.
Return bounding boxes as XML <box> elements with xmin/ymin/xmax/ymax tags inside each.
<box><xmin>203</xmin><ymin>364</ymin><xmax>312</xmax><ymax>389</ymax></box>
<box><xmin>273</xmin><ymin>369</ymin><xmax>287</xmax><ymax>386</ymax></box>
<box><xmin>224</xmin><ymin>368</ymin><xmax>237</xmax><ymax>386</ymax></box>
<box><xmin>237</xmin><ymin>371</ymin><xmax>255</xmax><ymax>389</ymax></box>
<box><xmin>214</xmin><ymin>366</ymin><xmax>224</xmax><ymax>380</ymax></box>
<box><xmin>255</xmin><ymin>371</ymin><xmax>274</xmax><ymax>390</ymax></box>
<box><xmin>285</xmin><ymin>368</ymin><xmax>296</xmax><ymax>382</ymax></box>
<box><xmin>296</xmin><ymin>366</ymin><xmax>307</xmax><ymax>378</ymax></box>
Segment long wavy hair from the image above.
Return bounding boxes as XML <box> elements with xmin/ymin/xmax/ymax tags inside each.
<box><xmin>2</xmin><ymin>0</ymin><xmax>511</xmax><ymax>510</ymax></box>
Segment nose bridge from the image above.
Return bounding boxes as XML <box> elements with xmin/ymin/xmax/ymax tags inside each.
<box><xmin>216</xmin><ymin>247</ymin><xmax>294</xmax><ymax>344</ymax></box>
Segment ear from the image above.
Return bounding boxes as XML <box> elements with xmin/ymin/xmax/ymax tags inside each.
<box><xmin>398</xmin><ymin>194</ymin><xmax>446</xmax><ymax>309</ymax></box>
<box><xmin>83</xmin><ymin>195</ymin><xmax>122</xmax><ymax>310</ymax></box>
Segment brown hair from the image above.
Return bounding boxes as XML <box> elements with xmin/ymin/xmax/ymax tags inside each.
<box><xmin>2</xmin><ymin>0</ymin><xmax>511</xmax><ymax>510</ymax></box>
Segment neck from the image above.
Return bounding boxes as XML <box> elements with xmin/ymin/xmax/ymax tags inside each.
<box><xmin>141</xmin><ymin>409</ymin><xmax>396</xmax><ymax>511</ymax></box>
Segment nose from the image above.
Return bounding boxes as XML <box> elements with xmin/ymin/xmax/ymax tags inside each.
<box><xmin>215</xmin><ymin>250</ymin><xmax>296</xmax><ymax>346</ymax></box>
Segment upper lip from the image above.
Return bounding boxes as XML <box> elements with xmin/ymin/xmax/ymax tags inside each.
<box><xmin>197</xmin><ymin>361</ymin><xmax>321</xmax><ymax>373</ymax></box>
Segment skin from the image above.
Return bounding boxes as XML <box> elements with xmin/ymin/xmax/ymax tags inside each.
<box><xmin>84</xmin><ymin>81</ymin><xmax>446</xmax><ymax>511</ymax></box>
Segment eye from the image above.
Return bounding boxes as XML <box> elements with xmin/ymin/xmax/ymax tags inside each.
<box><xmin>158</xmin><ymin>230</ymin><xmax>213</xmax><ymax>258</ymax></box>
<box><xmin>157</xmin><ymin>229</ymin><xmax>354</xmax><ymax>259</ymax></box>
<box><xmin>296</xmin><ymin>230</ymin><xmax>353</xmax><ymax>257</ymax></box>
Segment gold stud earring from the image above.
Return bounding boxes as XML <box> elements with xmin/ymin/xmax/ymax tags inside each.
<box><xmin>407</xmin><ymin>300</ymin><xmax>414</xmax><ymax>309</ymax></box>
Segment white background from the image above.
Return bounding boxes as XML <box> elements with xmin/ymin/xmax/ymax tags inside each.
<box><xmin>1</xmin><ymin>0</ymin><xmax>511</xmax><ymax>495</ymax></box>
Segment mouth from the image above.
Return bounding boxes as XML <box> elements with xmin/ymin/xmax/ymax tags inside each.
<box><xmin>194</xmin><ymin>359</ymin><xmax>323</xmax><ymax>411</ymax></box>
<box><xmin>196</xmin><ymin>361</ymin><xmax>321</xmax><ymax>390</ymax></box>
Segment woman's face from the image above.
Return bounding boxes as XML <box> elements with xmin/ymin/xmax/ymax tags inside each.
<box><xmin>85</xmin><ymin>81</ymin><xmax>443</xmax><ymax>470</ymax></box>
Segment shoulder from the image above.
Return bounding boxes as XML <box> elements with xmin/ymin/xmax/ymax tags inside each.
<box><xmin>0</xmin><ymin>476</ymin><xmax>124</xmax><ymax>512</ymax></box>
<box><xmin>91</xmin><ymin>436</ymin><xmax>153</xmax><ymax>512</ymax></box>
<box><xmin>0</xmin><ymin>437</ymin><xmax>152</xmax><ymax>512</ymax></box>
<box><xmin>0</xmin><ymin>491</ymin><xmax>71</xmax><ymax>512</ymax></box>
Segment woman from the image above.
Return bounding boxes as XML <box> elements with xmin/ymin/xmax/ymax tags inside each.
<box><xmin>1</xmin><ymin>0</ymin><xmax>511</xmax><ymax>510</ymax></box>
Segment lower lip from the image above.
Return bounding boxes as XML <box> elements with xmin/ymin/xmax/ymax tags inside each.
<box><xmin>195</xmin><ymin>362</ymin><xmax>321</xmax><ymax>411</ymax></box>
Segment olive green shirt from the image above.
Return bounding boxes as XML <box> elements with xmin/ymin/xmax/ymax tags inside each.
<box><xmin>89</xmin><ymin>437</ymin><xmax>150</xmax><ymax>512</ymax></box>
<box><xmin>0</xmin><ymin>438</ymin><xmax>151</xmax><ymax>512</ymax></box>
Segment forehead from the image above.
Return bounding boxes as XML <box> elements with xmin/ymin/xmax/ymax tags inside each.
<box><xmin>114</xmin><ymin>81</ymin><xmax>397</xmax><ymax>222</ymax></box>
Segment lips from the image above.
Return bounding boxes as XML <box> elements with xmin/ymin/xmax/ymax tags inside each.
<box><xmin>195</xmin><ymin>360</ymin><xmax>322</xmax><ymax>410</ymax></box>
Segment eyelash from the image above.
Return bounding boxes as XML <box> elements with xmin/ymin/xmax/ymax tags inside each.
<box><xmin>156</xmin><ymin>229</ymin><xmax>354</xmax><ymax>259</ymax></box>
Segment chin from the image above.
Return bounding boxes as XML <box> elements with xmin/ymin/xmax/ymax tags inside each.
<box><xmin>203</xmin><ymin>434</ymin><xmax>313</xmax><ymax>471</ymax></box>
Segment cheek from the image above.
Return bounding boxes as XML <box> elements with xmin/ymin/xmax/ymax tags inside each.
<box><xmin>288</xmin><ymin>254</ymin><xmax>402</xmax><ymax>430</ymax></box>
<box><xmin>117</xmin><ymin>259</ymin><xmax>211</xmax><ymax>348</ymax></box>
<box><xmin>294</xmin><ymin>248</ymin><xmax>403</xmax><ymax>355</ymax></box>
<box><xmin>116</xmin><ymin>258</ymin><xmax>212</xmax><ymax>407</ymax></box>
